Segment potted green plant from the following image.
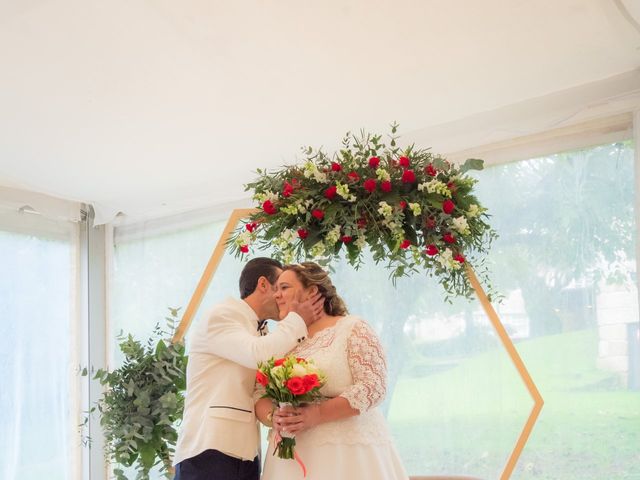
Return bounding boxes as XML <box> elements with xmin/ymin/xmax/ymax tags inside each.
<box><xmin>83</xmin><ymin>308</ymin><xmax>188</xmax><ymax>479</ymax></box>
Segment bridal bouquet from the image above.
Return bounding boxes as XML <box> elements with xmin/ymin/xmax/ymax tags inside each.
<box><xmin>256</xmin><ymin>356</ymin><xmax>326</xmax><ymax>460</ymax></box>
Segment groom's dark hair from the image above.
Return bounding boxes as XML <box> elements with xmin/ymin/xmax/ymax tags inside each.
<box><xmin>239</xmin><ymin>257</ymin><xmax>283</xmax><ymax>299</ymax></box>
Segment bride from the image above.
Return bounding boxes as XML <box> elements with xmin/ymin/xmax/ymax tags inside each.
<box><xmin>254</xmin><ymin>262</ymin><xmax>409</xmax><ymax>480</ymax></box>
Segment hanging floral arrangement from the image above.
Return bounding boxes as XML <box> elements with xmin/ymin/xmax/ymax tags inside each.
<box><xmin>228</xmin><ymin>123</ymin><xmax>496</xmax><ymax>298</ymax></box>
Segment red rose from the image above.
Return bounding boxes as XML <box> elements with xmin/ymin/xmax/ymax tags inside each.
<box><xmin>341</xmin><ymin>235</ymin><xmax>353</xmax><ymax>243</ymax></box>
<box><xmin>401</xmin><ymin>169</ymin><xmax>416</xmax><ymax>183</ymax></box>
<box><xmin>256</xmin><ymin>370</ymin><xmax>268</xmax><ymax>387</ymax></box>
<box><xmin>400</xmin><ymin>239</ymin><xmax>411</xmax><ymax>249</ymax></box>
<box><xmin>425</xmin><ymin>216</ymin><xmax>436</xmax><ymax>229</ymax></box>
<box><xmin>282</xmin><ymin>181</ymin><xmax>294</xmax><ymax>198</ymax></box>
<box><xmin>425</xmin><ymin>244</ymin><xmax>439</xmax><ymax>256</ymax></box>
<box><xmin>285</xmin><ymin>377</ymin><xmax>307</xmax><ymax>395</ymax></box>
<box><xmin>312</xmin><ymin>209</ymin><xmax>325</xmax><ymax>220</ymax></box>
<box><xmin>347</xmin><ymin>171</ymin><xmax>360</xmax><ymax>182</ymax></box>
<box><xmin>447</xmin><ymin>181</ymin><xmax>457</xmax><ymax>194</ymax></box>
<box><xmin>443</xmin><ymin>233</ymin><xmax>456</xmax><ymax>244</ymax></box>
<box><xmin>454</xmin><ymin>253</ymin><xmax>466</xmax><ymax>263</ymax></box>
<box><xmin>399</xmin><ymin>156</ymin><xmax>410</xmax><ymax>168</ymax></box>
<box><xmin>331</xmin><ymin>162</ymin><xmax>342</xmax><ymax>172</ymax></box>
<box><xmin>368</xmin><ymin>156</ymin><xmax>380</xmax><ymax>168</ymax></box>
<box><xmin>324</xmin><ymin>185</ymin><xmax>337</xmax><ymax>200</ymax></box>
<box><xmin>245</xmin><ymin>222</ymin><xmax>258</xmax><ymax>232</ymax></box>
<box><xmin>380</xmin><ymin>180</ymin><xmax>392</xmax><ymax>192</ymax></box>
<box><xmin>363</xmin><ymin>178</ymin><xmax>377</xmax><ymax>193</ymax></box>
<box><xmin>357</xmin><ymin>217</ymin><xmax>367</xmax><ymax>229</ymax></box>
<box><xmin>425</xmin><ymin>164</ymin><xmax>437</xmax><ymax>177</ymax></box>
<box><xmin>297</xmin><ymin>229</ymin><xmax>309</xmax><ymax>239</ymax></box>
<box><xmin>399</xmin><ymin>201</ymin><xmax>407</xmax><ymax>209</ymax></box>
<box><xmin>274</xmin><ymin>358</ymin><xmax>286</xmax><ymax>366</ymax></box>
<box><xmin>240</xmin><ymin>245</ymin><xmax>249</xmax><ymax>254</ymax></box>
<box><xmin>442</xmin><ymin>199</ymin><xmax>455</xmax><ymax>214</ymax></box>
<box><xmin>302</xmin><ymin>374</ymin><xmax>320</xmax><ymax>392</ymax></box>
<box><xmin>262</xmin><ymin>200</ymin><xmax>277</xmax><ymax>215</ymax></box>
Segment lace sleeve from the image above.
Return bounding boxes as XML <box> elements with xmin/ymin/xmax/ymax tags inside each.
<box><xmin>253</xmin><ymin>380</ymin><xmax>266</xmax><ymax>404</ymax></box>
<box><xmin>339</xmin><ymin>319</ymin><xmax>387</xmax><ymax>413</ymax></box>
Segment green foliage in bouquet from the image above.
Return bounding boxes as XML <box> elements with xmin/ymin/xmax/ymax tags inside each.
<box><xmin>228</xmin><ymin>123</ymin><xmax>496</xmax><ymax>299</ymax></box>
<box><xmin>84</xmin><ymin>308</ymin><xmax>188</xmax><ymax>480</ymax></box>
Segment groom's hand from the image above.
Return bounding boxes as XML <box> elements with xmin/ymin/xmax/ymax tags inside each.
<box><xmin>290</xmin><ymin>292</ymin><xmax>324</xmax><ymax>327</ymax></box>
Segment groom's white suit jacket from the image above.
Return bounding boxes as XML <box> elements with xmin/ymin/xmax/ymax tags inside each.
<box><xmin>173</xmin><ymin>297</ymin><xmax>307</xmax><ymax>465</ymax></box>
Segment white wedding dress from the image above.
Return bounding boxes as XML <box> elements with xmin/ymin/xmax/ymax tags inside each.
<box><xmin>260</xmin><ymin>315</ymin><xmax>409</xmax><ymax>480</ymax></box>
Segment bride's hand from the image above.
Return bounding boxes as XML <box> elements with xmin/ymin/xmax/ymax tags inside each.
<box><xmin>274</xmin><ymin>404</ymin><xmax>322</xmax><ymax>435</ymax></box>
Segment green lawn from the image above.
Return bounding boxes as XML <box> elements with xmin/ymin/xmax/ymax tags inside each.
<box><xmin>388</xmin><ymin>329</ymin><xmax>640</xmax><ymax>479</ymax></box>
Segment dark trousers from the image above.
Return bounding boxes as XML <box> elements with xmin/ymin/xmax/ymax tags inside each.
<box><xmin>174</xmin><ymin>449</ymin><xmax>260</xmax><ymax>480</ymax></box>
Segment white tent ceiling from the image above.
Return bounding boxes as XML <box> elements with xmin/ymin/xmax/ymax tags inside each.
<box><xmin>1</xmin><ymin>0</ymin><xmax>639</xmax><ymax>223</ymax></box>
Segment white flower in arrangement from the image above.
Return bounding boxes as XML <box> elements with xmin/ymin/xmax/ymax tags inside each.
<box><xmin>303</xmin><ymin>161</ymin><xmax>328</xmax><ymax>183</ymax></box>
<box><xmin>336</xmin><ymin>182</ymin><xmax>350</xmax><ymax>200</ymax></box>
<box><xmin>378</xmin><ymin>201</ymin><xmax>393</xmax><ymax>217</ymax></box>
<box><xmin>325</xmin><ymin>225</ymin><xmax>342</xmax><ymax>245</ymax></box>
<box><xmin>467</xmin><ymin>204</ymin><xmax>480</xmax><ymax>218</ymax></box>
<box><xmin>235</xmin><ymin>231</ymin><xmax>253</xmax><ymax>247</ymax></box>
<box><xmin>451</xmin><ymin>216</ymin><xmax>470</xmax><ymax>235</ymax></box>
<box><xmin>310</xmin><ymin>241</ymin><xmax>326</xmax><ymax>257</ymax></box>
<box><xmin>408</xmin><ymin>202</ymin><xmax>422</xmax><ymax>216</ymax></box>
<box><xmin>421</xmin><ymin>179</ymin><xmax>452</xmax><ymax>197</ymax></box>
<box><xmin>282</xmin><ymin>249</ymin><xmax>295</xmax><ymax>264</ymax></box>
<box><xmin>280</xmin><ymin>204</ymin><xmax>299</xmax><ymax>215</ymax></box>
<box><xmin>354</xmin><ymin>235</ymin><xmax>366</xmax><ymax>250</ymax></box>
<box><xmin>297</xmin><ymin>199</ymin><xmax>314</xmax><ymax>214</ymax></box>
<box><xmin>376</xmin><ymin>168</ymin><xmax>391</xmax><ymax>181</ymax></box>
<box><xmin>437</xmin><ymin>248</ymin><xmax>462</xmax><ymax>270</ymax></box>
<box><xmin>273</xmin><ymin>229</ymin><xmax>297</xmax><ymax>249</ymax></box>
<box><xmin>254</xmin><ymin>190</ymin><xmax>280</xmax><ymax>203</ymax></box>
<box><xmin>291</xmin><ymin>363</ymin><xmax>308</xmax><ymax>377</ymax></box>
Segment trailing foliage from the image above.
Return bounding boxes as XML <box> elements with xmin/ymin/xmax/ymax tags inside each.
<box><xmin>83</xmin><ymin>308</ymin><xmax>188</xmax><ymax>479</ymax></box>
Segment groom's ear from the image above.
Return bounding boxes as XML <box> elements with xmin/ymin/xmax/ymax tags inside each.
<box><xmin>256</xmin><ymin>276</ymin><xmax>270</xmax><ymax>293</ymax></box>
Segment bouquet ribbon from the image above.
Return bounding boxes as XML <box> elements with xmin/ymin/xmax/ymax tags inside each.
<box><xmin>274</xmin><ymin>430</ymin><xmax>307</xmax><ymax>478</ymax></box>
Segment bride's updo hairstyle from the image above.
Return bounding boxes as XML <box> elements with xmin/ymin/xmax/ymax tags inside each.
<box><xmin>284</xmin><ymin>262</ymin><xmax>348</xmax><ymax>316</ymax></box>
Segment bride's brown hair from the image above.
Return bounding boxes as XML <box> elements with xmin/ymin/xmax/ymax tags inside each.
<box><xmin>283</xmin><ymin>262</ymin><xmax>348</xmax><ymax>316</ymax></box>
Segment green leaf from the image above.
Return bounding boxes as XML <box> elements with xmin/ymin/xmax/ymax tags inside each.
<box><xmin>460</xmin><ymin>158</ymin><xmax>484</xmax><ymax>173</ymax></box>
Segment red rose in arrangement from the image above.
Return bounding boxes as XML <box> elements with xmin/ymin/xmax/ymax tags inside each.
<box><xmin>324</xmin><ymin>186</ymin><xmax>337</xmax><ymax>200</ymax></box>
<box><xmin>442</xmin><ymin>199</ymin><xmax>455</xmax><ymax>214</ymax></box>
<box><xmin>282</xmin><ymin>181</ymin><xmax>294</xmax><ymax>198</ymax></box>
<box><xmin>401</xmin><ymin>169</ymin><xmax>416</xmax><ymax>183</ymax></box>
<box><xmin>255</xmin><ymin>370</ymin><xmax>268</xmax><ymax>387</ymax></box>
<box><xmin>262</xmin><ymin>200</ymin><xmax>277</xmax><ymax>215</ymax></box>
<box><xmin>285</xmin><ymin>377</ymin><xmax>306</xmax><ymax>395</ymax></box>
<box><xmin>363</xmin><ymin>179</ymin><xmax>377</xmax><ymax>193</ymax></box>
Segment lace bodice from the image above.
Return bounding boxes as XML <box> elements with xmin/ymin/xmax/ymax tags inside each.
<box><xmin>291</xmin><ymin>316</ymin><xmax>387</xmax><ymax>412</ymax></box>
<box><xmin>263</xmin><ymin>316</ymin><xmax>393</xmax><ymax>445</ymax></box>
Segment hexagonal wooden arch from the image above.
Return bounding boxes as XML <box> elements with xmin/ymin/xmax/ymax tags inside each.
<box><xmin>172</xmin><ymin>208</ymin><xmax>544</xmax><ymax>480</ymax></box>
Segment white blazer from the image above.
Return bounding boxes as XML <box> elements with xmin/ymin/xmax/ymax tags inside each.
<box><xmin>173</xmin><ymin>297</ymin><xmax>307</xmax><ymax>465</ymax></box>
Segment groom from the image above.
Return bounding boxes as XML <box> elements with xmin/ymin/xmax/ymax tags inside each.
<box><xmin>173</xmin><ymin>257</ymin><xmax>323</xmax><ymax>480</ymax></box>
